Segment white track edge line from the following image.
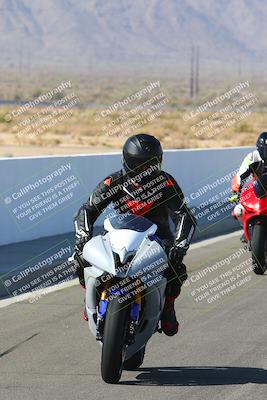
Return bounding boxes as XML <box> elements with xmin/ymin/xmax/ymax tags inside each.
<box><xmin>0</xmin><ymin>278</ymin><xmax>79</xmax><ymax>308</ymax></box>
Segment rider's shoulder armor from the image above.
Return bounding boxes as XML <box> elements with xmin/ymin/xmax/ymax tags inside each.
<box><xmin>239</xmin><ymin>150</ymin><xmax>262</xmax><ymax>181</ymax></box>
<box><xmin>247</xmin><ymin>150</ymin><xmax>262</xmax><ymax>164</ymax></box>
<box><xmin>160</xmin><ymin>171</ymin><xmax>186</xmax><ymax>209</ymax></box>
<box><xmin>247</xmin><ymin>150</ymin><xmax>263</xmax><ymax>176</ymax></box>
<box><xmin>89</xmin><ymin>170</ymin><xmax>123</xmax><ymax>206</ymax></box>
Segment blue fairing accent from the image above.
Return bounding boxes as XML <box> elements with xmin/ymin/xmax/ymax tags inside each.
<box><xmin>98</xmin><ymin>289</ymin><xmax>124</xmax><ymax>318</ymax></box>
<box><xmin>98</xmin><ymin>300</ymin><xmax>108</xmax><ymax>317</ymax></box>
<box><xmin>131</xmin><ymin>302</ymin><xmax>140</xmax><ymax>322</ymax></box>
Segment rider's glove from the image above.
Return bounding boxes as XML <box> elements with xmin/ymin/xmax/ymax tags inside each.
<box><xmin>229</xmin><ymin>193</ymin><xmax>240</xmax><ymax>203</ymax></box>
<box><xmin>75</xmin><ymin>229</ymin><xmax>92</xmax><ymax>252</ymax></box>
<box><xmin>168</xmin><ymin>242</ymin><xmax>188</xmax><ymax>266</ymax></box>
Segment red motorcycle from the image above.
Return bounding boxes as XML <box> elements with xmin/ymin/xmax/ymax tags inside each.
<box><xmin>231</xmin><ymin>175</ymin><xmax>267</xmax><ymax>275</ymax></box>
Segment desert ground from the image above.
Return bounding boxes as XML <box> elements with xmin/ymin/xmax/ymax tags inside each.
<box><xmin>0</xmin><ymin>70</ymin><xmax>265</xmax><ymax>157</ymax></box>
<box><xmin>0</xmin><ymin>106</ymin><xmax>264</xmax><ymax>157</ymax></box>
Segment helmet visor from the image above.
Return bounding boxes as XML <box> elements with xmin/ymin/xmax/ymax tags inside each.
<box><xmin>124</xmin><ymin>156</ymin><xmax>162</xmax><ymax>176</ymax></box>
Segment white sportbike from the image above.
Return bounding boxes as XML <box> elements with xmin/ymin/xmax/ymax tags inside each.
<box><xmin>80</xmin><ymin>214</ymin><xmax>168</xmax><ymax>383</ymax></box>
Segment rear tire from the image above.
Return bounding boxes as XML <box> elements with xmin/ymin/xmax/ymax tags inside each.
<box><xmin>251</xmin><ymin>224</ymin><xmax>267</xmax><ymax>275</ymax></box>
<box><xmin>101</xmin><ymin>297</ymin><xmax>129</xmax><ymax>384</ymax></box>
<box><xmin>123</xmin><ymin>346</ymin><xmax>146</xmax><ymax>370</ymax></box>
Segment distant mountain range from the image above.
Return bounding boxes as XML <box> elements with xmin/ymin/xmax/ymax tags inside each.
<box><xmin>0</xmin><ymin>0</ymin><xmax>266</xmax><ymax>72</ymax></box>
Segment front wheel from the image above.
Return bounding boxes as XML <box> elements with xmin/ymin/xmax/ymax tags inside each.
<box><xmin>101</xmin><ymin>297</ymin><xmax>129</xmax><ymax>383</ymax></box>
<box><xmin>123</xmin><ymin>346</ymin><xmax>146</xmax><ymax>370</ymax></box>
<box><xmin>251</xmin><ymin>224</ymin><xmax>267</xmax><ymax>275</ymax></box>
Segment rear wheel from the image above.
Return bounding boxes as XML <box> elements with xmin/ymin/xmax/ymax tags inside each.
<box><xmin>101</xmin><ymin>297</ymin><xmax>129</xmax><ymax>383</ymax></box>
<box><xmin>251</xmin><ymin>224</ymin><xmax>267</xmax><ymax>275</ymax></box>
<box><xmin>123</xmin><ymin>346</ymin><xmax>146</xmax><ymax>370</ymax></box>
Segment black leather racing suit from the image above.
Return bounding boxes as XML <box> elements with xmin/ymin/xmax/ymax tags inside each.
<box><xmin>74</xmin><ymin>168</ymin><xmax>196</xmax><ymax>295</ymax></box>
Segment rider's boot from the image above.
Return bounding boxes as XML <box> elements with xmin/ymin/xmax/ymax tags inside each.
<box><xmin>161</xmin><ymin>294</ymin><xmax>180</xmax><ymax>336</ymax></box>
<box><xmin>240</xmin><ymin>232</ymin><xmax>247</xmax><ymax>243</ymax></box>
<box><xmin>161</xmin><ymin>279</ymin><xmax>182</xmax><ymax>336</ymax></box>
<box><xmin>232</xmin><ymin>206</ymin><xmax>245</xmax><ymax>243</ymax></box>
<box><xmin>82</xmin><ymin>308</ymin><xmax>88</xmax><ymax>321</ymax></box>
<box><xmin>73</xmin><ymin>251</ymin><xmax>88</xmax><ymax>320</ymax></box>
<box><xmin>161</xmin><ymin>262</ymin><xmax>188</xmax><ymax>336</ymax></box>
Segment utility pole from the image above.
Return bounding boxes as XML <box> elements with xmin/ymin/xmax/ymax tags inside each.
<box><xmin>190</xmin><ymin>45</ymin><xmax>195</xmax><ymax>98</ymax></box>
<box><xmin>195</xmin><ymin>45</ymin><xmax>199</xmax><ymax>96</ymax></box>
<box><xmin>27</xmin><ymin>49</ymin><xmax>30</xmax><ymax>73</ymax></box>
<box><xmin>18</xmin><ymin>43</ymin><xmax>24</xmax><ymax>74</ymax></box>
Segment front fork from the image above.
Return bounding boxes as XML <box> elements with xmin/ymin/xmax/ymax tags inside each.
<box><xmin>96</xmin><ymin>290</ymin><xmax>141</xmax><ymax>343</ymax></box>
<box><xmin>96</xmin><ymin>290</ymin><xmax>108</xmax><ymax>341</ymax></box>
<box><xmin>127</xmin><ymin>292</ymin><xmax>141</xmax><ymax>345</ymax></box>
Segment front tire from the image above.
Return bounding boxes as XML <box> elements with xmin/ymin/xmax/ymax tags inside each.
<box><xmin>101</xmin><ymin>297</ymin><xmax>129</xmax><ymax>383</ymax></box>
<box><xmin>123</xmin><ymin>346</ymin><xmax>145</xmax><ymax>370</ymax></box>
<box><xmin>251</xmin><ymin>224</ymin><xmax>267</xmax><ymax>275</ymax></box>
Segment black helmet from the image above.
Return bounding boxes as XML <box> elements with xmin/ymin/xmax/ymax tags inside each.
<box><xmin>122</xmin><ymin>133</ymin><xmax>163</xmax><ymax>176</ymax></box>
<box><xmin>257</xmin><ymin>132</ymin><xmax>267</xmax><ymax>162</ymax></box>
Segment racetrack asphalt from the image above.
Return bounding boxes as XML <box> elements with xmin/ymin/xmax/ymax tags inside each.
<box><xmin>1</xmin><ymin>233</ymin><xmax>267</xmax><ymax>399</ymax></box>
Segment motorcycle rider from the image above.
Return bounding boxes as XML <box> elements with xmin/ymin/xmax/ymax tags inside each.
<box><xmin>231</xmin><ymin>132</ymin><xmax>267</xmax><ymax>229</ymax></box>
<box><xmin>74</xmin><ymin>133</ymin><xmax>196</xmax><ymax>336</ymax></box>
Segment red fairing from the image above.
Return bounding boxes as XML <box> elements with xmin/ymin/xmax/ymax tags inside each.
<box><xmin>240</xmin><ymin>183</ymin><xmax>267</xmax><ymax>240</ymax></box>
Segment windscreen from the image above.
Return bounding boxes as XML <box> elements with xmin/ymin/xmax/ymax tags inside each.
<box><xmin>108</xmin><ymin>213</ymin><xmax>154</xmax><ymax>232</ymax></box>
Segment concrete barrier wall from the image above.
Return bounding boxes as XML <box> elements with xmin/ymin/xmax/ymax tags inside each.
<box><xmin>0</xmin><ymin>147</ymin><xmax>253</xmax><ymax>246</ymax></box>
